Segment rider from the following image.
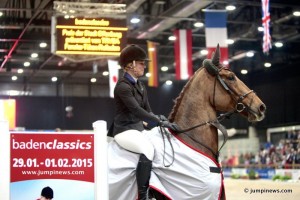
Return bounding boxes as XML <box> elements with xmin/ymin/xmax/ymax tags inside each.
<box><xmin>108</xmin><ymin>44</ymin><xmax>179</xmax><ymax>200</ymax></box>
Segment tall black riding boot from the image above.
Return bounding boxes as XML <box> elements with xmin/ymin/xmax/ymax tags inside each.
<box><xmin>136</xmin><ymin>154</ymin><xmax>152</xmax><ymax>200</ymax></box>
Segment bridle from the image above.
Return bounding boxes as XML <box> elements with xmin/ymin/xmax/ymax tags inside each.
<box><xmin>213</xmin><ymin>67</ymin><xmax>254</xmax><ymax>113</ymax></box>
<box><xmin>161</xmin><ymin>67</ymin><xmax>255</xmax><ymax>163</ymax></box>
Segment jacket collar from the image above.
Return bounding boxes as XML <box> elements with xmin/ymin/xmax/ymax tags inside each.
<box><xmin>124</xmin><ymin>72</ymin><xmax>137</xmax><ymax>84</ymax></box>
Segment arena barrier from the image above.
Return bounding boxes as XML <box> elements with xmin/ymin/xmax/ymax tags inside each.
<box><xmin>0</xmin><ymin>120</ymin><xmax>108</xmax><ymax>200</ymax></box>
<box><xmin>223</xmin><ymin>167</ymin><xmax>300</xmax><ymax>180</ymax></box>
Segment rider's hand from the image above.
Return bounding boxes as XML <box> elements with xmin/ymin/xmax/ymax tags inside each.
<box><xmin>157</xmin><ymin>115</ymin><xmax>168</xmax><ymax>121</ymax></box>
<box><xmin>160</xmin><ymin>121</ymin><xmax>181</xmax><ymax>132</ymax></box>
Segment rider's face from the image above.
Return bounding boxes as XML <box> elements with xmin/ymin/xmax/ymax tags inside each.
<box><xmin>132</xmin><ymin>60</ymin><xmax>146</xmax><ymax>78</ymax></box>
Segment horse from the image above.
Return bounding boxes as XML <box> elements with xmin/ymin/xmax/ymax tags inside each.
<box><xmin>107</xmin><ymin>45</ymin><xmax>266</xmax><ymax>200</ymax></box>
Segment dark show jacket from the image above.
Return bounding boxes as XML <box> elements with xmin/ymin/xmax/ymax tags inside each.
<box><xmin>108</xmin><ymin>73</ymin><xmax>160</xmax><ymax>137</ymax></box>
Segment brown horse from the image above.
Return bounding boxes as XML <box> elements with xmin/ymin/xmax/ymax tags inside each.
<box><xmin>169</xmin><ymin>45</ymin><xmax>266</xmax><ymax>160</ymax></box>
<box><xmin>107</xmin><ymin>45</ymin><xmax>266</xmax><ymax>200</ymax></box>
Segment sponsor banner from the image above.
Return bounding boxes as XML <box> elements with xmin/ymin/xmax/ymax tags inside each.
<box><xmin>10</xmin><ymin>133</ymin><xmax>94</xmax><ymax>182</ymax></box>
<box><xmin>10</xmin><ymin>133</ymin><xmax>95</xmax><ymax>199</ymax></box>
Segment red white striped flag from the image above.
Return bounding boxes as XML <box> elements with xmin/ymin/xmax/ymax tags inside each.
<box><xmin>147</xmin><ymin>41</ymin><xmax>158</xmax><ymax>87</ymax></box>
<box><xmin>174</xmin><ymin>29</ymin><xmax>193</xmax><ymax>80</ymax></box>
<box><xmin>108</xmin><ymin>60</ymin><xmax>119</xmax><ymax>98</ymax></box>
<box><xmin>204</xmin><ymin>10</ymin><xmax>228</xmax><ymax>66</ymax></box>
<box><xmin>262</xmin><ymin>0</ymin><xmax>272</xmax><ymax>54</ymax></box>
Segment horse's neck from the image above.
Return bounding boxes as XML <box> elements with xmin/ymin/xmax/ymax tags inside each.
<box><xmin>174</xmin><ymin>73</ymin><xmax>219</xmax><ymax>160</ymax></box>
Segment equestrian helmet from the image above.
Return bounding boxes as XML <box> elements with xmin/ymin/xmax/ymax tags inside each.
<box><xmin>119</xmin><ymin>44</ymin><xmax>149</xmax><ymax>67</ymax></box>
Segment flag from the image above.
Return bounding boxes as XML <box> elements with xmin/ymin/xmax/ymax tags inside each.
<box><xmin>174</xmin><ymin>29</ymin><xmax>193</xmax><ymax>80</ymax></box>
<box><xmin>108</xmin><ymin>60</ymin><xmax>119</xmax><ymax>98</ymax></box>
<box><xmin>204</xmin><ymin>10</ymin><xmax>228</xmax><ymax>66</ymax></box>
<box><xmin>0</xmin><ymin>99</ymin><xmax>16</xmax><ymax>130</ymax></box>
<box><xmin>262</xmin><ymin>0</ymin><xmax>271</xmax><ymax>54</ymax></box>
<box><xmin>147</xmin><ymin>41</ymin><xmax>158</xmax><ymax>87</ymax></box>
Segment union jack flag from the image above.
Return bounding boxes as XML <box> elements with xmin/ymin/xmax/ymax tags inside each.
<box><xmin>262</xmin><ymin>0</ymin><xmax>272</xmax><ymax>54</ymax></box>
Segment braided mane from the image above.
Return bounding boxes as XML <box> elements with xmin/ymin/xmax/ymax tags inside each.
<box><xmin>168</xmin><ymin>67</ymin><xmax>204</xmax><ymax>122</ymax></box>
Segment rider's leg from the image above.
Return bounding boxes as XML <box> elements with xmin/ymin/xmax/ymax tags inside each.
<box><xmin>114</xmin><ymin>130</ymin><xmax>154</xmax><ymax>200</ymax></box>
<box><xmin>114</xmin><ymin>129</ymin><xmax>154</xmax><ymax>160</ymax></box>
<box><xmin>136</xmin><ymin>154</ymin><xmax>152</xmax><ymax>200</ymax></box>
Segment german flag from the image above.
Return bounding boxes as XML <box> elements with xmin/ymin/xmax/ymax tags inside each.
<box><xmin>147</xmin><ymin>41</ymin><xmax>158</xmax><ymax>87</ymax></box>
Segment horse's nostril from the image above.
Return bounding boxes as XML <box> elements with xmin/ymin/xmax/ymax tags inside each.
<box><xmin>260</xmin><ymin>104</ymin><xmax>266</xmax><ymax>113</ymax></box>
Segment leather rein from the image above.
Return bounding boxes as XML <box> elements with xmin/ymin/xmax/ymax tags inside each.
<box><xmin>161</xmin><ymin>67</ymin><xmax>254</xmax><ymax>163</ymax></box>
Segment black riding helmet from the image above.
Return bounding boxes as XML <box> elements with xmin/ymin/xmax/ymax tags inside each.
<box><xmin>119</xmin><ymin>44</ymin><xmax>150</xmax><ymax>68</ymax></box>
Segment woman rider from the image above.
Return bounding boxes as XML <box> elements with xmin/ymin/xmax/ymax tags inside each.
<box><xmin>108</xmin><ymin>44</ymin><xmax>179</xmax><ymax>200</ymax></box>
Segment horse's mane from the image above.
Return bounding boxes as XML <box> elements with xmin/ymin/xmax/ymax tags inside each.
<box><xmin>168</xmin><ymin>67</ymin><xmax>204</xmax><ymax>122</ymax></box>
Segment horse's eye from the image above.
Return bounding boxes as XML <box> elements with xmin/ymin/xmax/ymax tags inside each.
<box><xmin>228</xmin><ymin>75</ymin><xmax>235</xmax><ymax>81</ymax></box>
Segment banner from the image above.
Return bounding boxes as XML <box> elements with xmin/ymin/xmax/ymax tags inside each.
<box><xmin>147</xmin><ymin>41</ymin><xmax>158</xmax><ymax>87</ymax></box>
<box><xmin>174</xmin><ymin>29</ymin><xmax>193</xmax><ymax>80</ymax></box>
<box><xmin>108</xmin><ymin>60</ymin><xmax>119</xmax><ymax>98</ymax></box>
<box><xmin>205</xmin><ymin>10</ymin><xmax>228</xmax><ymax>66</ymax></box>
<box><xmin>10</xmin><ymin>133</ymin><xmax>94</xmax><ymax>199</ymax></box>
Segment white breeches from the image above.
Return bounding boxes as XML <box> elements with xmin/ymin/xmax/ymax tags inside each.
<box><xmin>114</xmin><ymin>129</ymin><xmax>154</xmax><ymax>161</ymax></box>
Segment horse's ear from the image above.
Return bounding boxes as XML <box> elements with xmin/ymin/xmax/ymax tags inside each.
<box><xmin>211</xmin><ymin>44</ymin><xmax>220</xmax><ymax>67</ymax></box>
<box><xmin>203</xmin><ymin>59</ymin><xmax>219</xmax><ymax>76</ymax></box>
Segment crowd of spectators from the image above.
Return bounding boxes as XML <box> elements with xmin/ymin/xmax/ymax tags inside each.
<box><xmin>221</xmin><ymin>130</ymin><xmax>300</xmax><ymax>169</ymax></box>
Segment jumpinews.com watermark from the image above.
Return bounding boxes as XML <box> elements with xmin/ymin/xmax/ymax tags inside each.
<box><xmin>244</xmin><ymin>187</ymin><xmax>293</xmax><ymax>194</ymax></box>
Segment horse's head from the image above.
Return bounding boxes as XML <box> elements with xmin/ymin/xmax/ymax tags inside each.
<box><xmin>203</xmin><ymin>45</ymin><xmax>266</xmax><ymax>122</ymax></box>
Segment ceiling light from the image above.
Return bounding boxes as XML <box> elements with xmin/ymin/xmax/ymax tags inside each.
<box><xmin>193</xmin><ymin>22</ymin><xmax>204</xmax><ymax>28</ymax></box>
<box><xmin>223</xmin><ymin>60</ymin><xmax>229</xmax><ymax>65</ymax></box>
<box><xmin>246</xmin><ymin>51</ymin><xmax>254</xmax><ymax>57</ymax></box>
<box><xmin>90</xmin><ymin>78</ymin><xmax>97</xmax><ymax>83</ymax></box>
<box><xmin>154</xmin><ymin>0</ymin><xmax>166</xmax><ymax>5</ymax></box>
<box><xmin>274</xmin><ymin>42</ymin><xmax>283</xmax><ymax>48</ymax></box>
<box><xmin>130</xmin><ymin>17</ymin><xmax>140</xmax><ymax>24</ymax></box>
<box><xmin>17</xmin><ymin>69</ymin><xmax>23</xmax><ymax>74</ymax></box>
<box><xmin>7</xmin><ymin>90</ymin><xmax>20</xmax><ymax>96</ymax></box>
<box><xmin>148</xmin><ymin>47</ymin><xmax>155</xmax><ymax>52</ymax></box>
<box><xmin>166</xmin><ymin>80</ymin><xmax>173</xmax><ymax>85</ymax></box>
<box><xmin>12</xmin><ymin>76</ymin><xmax>18</xmax><ymax>81</ymax></box>
<box><xmin>226</xmin><ymin>5</ymin><xmax>236</xmax><ymax>11</ymax></box>
<box><xmin>146</xmin><ymin>72</ymin><xmax>151</xmax><ymax>77</ymax></box>
<box><xmin>161</xmin><ymin>66</ymin><xmax>168</xmax><ymax>71</ymax></box>
<box><xmin>51</xmin><ymin>77</ymin><xmax>58</xmax><ymax>82</ymax></box>
<box><xmin>241</xmin><ymin>69</ymin><xmax>248</xmax><ymax>74</ymax></box>
<box><xmin>31</xmin><ymin>53</ymin><xmax>38</xmax><ymax>58</ymax></box>
<box><xmin>168</xmin><ymin>36</ymin><xmax>176</xmax><ymax>41</ymax></box>
<box><xmin>264</xmin><ymin>62</ymin><xmax>271</xmax><ymax>68</ymax></box>
<box><xmin>226</xmin><ymin>39</ymin><xmax>235</xmax><ymax>44</ymax></box>
<box><xmin>39</xmin><ymin>42</ymin><xmax>47</xmax><ymax>48</ymax></box>
<box><xmin>102</xmin><ymin>71</ymin><xmax>109</xmax><ymax>76</ymax></box>
<box><xmin>0</xmin><ymin>12</ymin><xmax>3</xmax><ymax>17</ymax></box>
<box><xmin>64</xmin><ymin>15</ymin><xmax>70</xmax><ymax>19</ymax></box>
<box><xmin>293</xmin><ymin>11</ymin><xmax>300</xmax><ymax>16</ymax></box>
<box><xmin>257</xmin><ymin>27</ymin><xmax>264</xmax><ymax>32</ymax></box>
<box><xmin>200</xmin><ymin>49</ymin><xmax>208</xmax><ymax>55</ymax></box>
<box><xmin>24</xmin><ymin>61</ymin><xmax>30</xmax><ymax>67</ymax></box>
